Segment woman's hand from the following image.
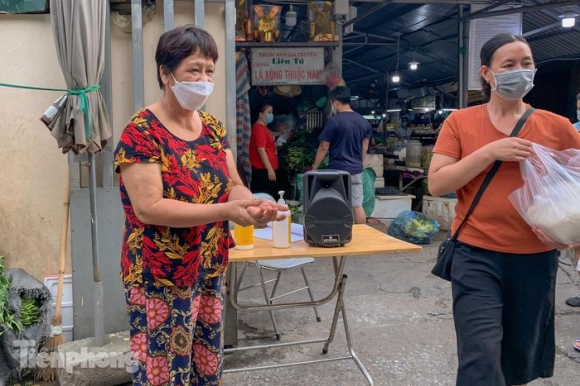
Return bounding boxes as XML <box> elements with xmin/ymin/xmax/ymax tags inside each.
<box><xmin>531</xmin><ymin>227</ymin><xmax>580</xmax><ymax>250</ymax></box>
<box><xmin>247</xmin><ymin>199</ymin><xmax>287</xmax><ymax>226</ymax></box>
<box><xmin>267</xmin><ymin>169</ymin><xmax>276</xmax><ymax>181</ymax></box>
<box><xmin>485</xmin><ymin>137</ymin><xmax>533</xmax><ymax>162</ymax></box>
<box><xmin>226</xmin><ymin>199</ymin><xmax>287</xmax><ymax>227</ymax></box>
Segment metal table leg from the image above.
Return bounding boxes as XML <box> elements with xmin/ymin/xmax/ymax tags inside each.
<box><xmin>224</xmin><ymin>256</ymin><xmax>374</xmax><ymax>385</ymax></box>
<box><xmin>323</xmin><ymin>273</ymin><xmax>373</xmax><ymax>385</ymax></box>
<box><xmin>224</xmin><ymin>266</ymin><xmax>238</xmax><ymax>348</ymax></box>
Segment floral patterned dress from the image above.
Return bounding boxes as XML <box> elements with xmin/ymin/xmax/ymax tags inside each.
<box><xmin>114</xmin><ymin>108</ymin><xmax>233</xmax><ymax>386</ymax></box>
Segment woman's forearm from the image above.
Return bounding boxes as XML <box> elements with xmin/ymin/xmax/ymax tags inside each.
<box><xmin>428</xmin><ymin>147</ymin><xmax>495</xmax><ymax>196</ymax></box>
<box><xmin>258</xmin><ymin>148</ymin><xmax>274</xmax><ymax>171</ymax></box>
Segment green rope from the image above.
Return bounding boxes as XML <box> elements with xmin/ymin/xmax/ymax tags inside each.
<box><xmin>0</xmin><ymin>82</ymin><xmax>101</xmax><ymax>139</ymax></box>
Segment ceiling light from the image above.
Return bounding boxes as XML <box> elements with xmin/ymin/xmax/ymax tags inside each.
<box><xmin>560</xmin><ymin>11</ymin><xmax>578</xmax><ymax>28</ymax></box>
<box><xmin>285</xmin><ymin>5</ymin><xmax>297</xmax><ymax>27</ymax></box>
<box><xmin>408</xmin><ymin>47</ymin><xmax>419</xmax><ymax>71</ymax></box>
<box><xmin>392</xmin><ymin>32</ymin><xmax>401</xmax><ymax>83</ymax></box>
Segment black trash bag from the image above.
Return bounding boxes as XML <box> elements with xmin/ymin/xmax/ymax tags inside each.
<box><xmin>0</xmin><ymin>269</ymin><xmax>51</xmax><ymax>385</ymax></box>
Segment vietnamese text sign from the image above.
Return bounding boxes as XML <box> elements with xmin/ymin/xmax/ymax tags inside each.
<box><xmin>468</xmin><ymin>5</ymin><xmax>522</xmax><ymax>90</ymax></box>
<box><xmin>251</xmin><ymin>47</ymin><xmax>325</xmax><ymax>86</ymax></box>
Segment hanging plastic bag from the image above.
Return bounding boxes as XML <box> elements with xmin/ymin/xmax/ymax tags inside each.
<box><xmin>362</xmin><ymin>167</ymin><xmax>376</xmax><ymax>217</ymax></box>
<box><xmin>508</xmin><ymin>143</ymin><xmax>580</xmax><ymax>245</ymax></box>
<box><xmin>387</xmin><ymin>210</ymin><xmax>439</xmax><ymax>245</ymax></box>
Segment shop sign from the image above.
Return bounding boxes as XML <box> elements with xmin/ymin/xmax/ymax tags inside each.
<box><xmin>251</xmin><ymin>47</ymin><xmax>325</xmax><ymax>86</ymax></box>
<box><xmin>467</xmin><ymin>4</ymin><xmax>522</xmax><ymax>90</ymax></box>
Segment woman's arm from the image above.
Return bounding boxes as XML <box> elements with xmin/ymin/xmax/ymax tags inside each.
<box><xmin>224</xmin><ymin>149</ymin><xmax>285</xmax><ymax>222</ymax></box>
<box><xmin>120</xmin><ymin>162</ymin><xmax>259</xmax><ymax>227</ymax></box>
<box><xmin>257</xmin><ymin>148</ymin><xmax>275</xmax><ymax>174</ymax></box>
<box><xmin>225</xmin><ymin>149</ymin><xmax>254</xmax><ymax>201</ymax></box>
<box><xmin>428</xmin><ymin>137</ymin><xmax>534</xmax><ymax>197</ymax></box>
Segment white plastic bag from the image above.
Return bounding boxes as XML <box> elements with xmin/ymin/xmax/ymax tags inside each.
<box><xmin>509</xmin><ymin>143</ymin><xmax>580</xmax><ymax>245</ymax></box>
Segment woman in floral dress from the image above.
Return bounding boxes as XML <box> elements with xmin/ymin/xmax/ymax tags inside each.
<box><xmin>114</xmin><ymin>25</ymin><xmax>284</xmax><ymax>385</ymax></box>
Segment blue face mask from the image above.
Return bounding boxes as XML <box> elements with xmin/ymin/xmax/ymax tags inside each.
<box><xmin>266</xmin><ymin>113</ymin><xmax>274</xmax><ymax>124</ymax></box>
<box><xmin>489</xmin><ymin>68</ymin><xmax>535</xmax><ymax>101</ymax></box>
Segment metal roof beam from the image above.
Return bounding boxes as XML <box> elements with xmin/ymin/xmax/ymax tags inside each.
<box><xmin>344</xmin><ymin>59</ymin><xmax>383</xmax><ymax>74</ymax></box>
<box><xmin>522</xmin><ymin>21</ymin><xmax>561</xmax><ymax>37</ymax></box>
<box><xmin>344</xmin><ymin>1</ymin><xmax>395</xmax><ymax>28</ymax></box>
<box><xmin>464</xmin><ymin>0</ymin><xmax>580</xmax><ymax>21</ymax></box>
<box><xmin>354</xmin><ymin>0</ymin><xmax>488</xmax><ymax>4</ymax></box>
<box><xmin>526</xmin><ymin>27</ymin><xmax>579</xmax><ymax>42</ymax></box>
<box><xmin>459</xmin><ymin>0</ymin><xmax>513</xmax><ymax>21</ymax></box>
<box><xmin>343</xmin><ymin>32</ymin><xmax>397</xmax><ymax>43</ymax></box>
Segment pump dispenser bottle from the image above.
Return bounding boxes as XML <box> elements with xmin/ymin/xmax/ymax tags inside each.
<box><xmin>272</xmin><ymin>190</ymin><xmax>291</xmax><ymax>248</ymax></box>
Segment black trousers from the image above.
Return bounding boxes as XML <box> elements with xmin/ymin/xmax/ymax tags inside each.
<box><xmin>250</xmin><ymin>167</ymin><xmax>279</xmax><ymax>200</ymax></box>
<box><xmin>451</xmin><ymin>242</ymin><xmax>558</xmax><ymax>386</ymax></box>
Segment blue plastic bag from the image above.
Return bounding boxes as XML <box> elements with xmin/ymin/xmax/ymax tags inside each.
<box><xmin>387</xmin><ymin>210</ymin><xmax>439</xmax><ymax>245</ymax></box>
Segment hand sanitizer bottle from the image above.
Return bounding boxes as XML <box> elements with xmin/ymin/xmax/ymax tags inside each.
<box><xmin>272</xmin><ymin>190</ymin><xmax>291</xmax><ymax>248</ymax></box>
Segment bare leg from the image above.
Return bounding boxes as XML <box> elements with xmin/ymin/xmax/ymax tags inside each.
<box><xmin>353</xmin><ymin>206</ymin><xmax>366</xmax><ymax>224</ymax></box>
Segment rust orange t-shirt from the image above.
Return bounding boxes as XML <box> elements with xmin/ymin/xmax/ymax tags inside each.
<box><xmin>434</xmin><ymin>104</ymin><xmax>580</xmax><ymax>254</ymax></box>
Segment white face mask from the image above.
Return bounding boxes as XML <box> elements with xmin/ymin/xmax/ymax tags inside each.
<box><xmin>489</xmin><ymin>68</ymin><xmax>535</xmax><ymax>101</ymax></box>
<box><xmin>577</xmin><ymin>109</ymin><xmax>580</xmax><ymax>121</ymax></box>
<box><xmin>170</xmin><ymin>74</ymin><xmax>213</xmax><ymax>111</ymax></box>
<box><xmin>330</xmin><ymin>102</ymin><xmax>337</xmax><ymax>115</ymax></box>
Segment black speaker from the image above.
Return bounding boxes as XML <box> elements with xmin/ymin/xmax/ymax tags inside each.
<box><xmin>302</xmin><ymin>170</ymin><xmax>353</xmax><ymax>247</ymax></box>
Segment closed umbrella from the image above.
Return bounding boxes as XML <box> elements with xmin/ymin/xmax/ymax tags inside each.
<box><xmin>48</xmin><ymin>0</ymin><xmax>112</xmax><ymax>347</ymax></box>
<box><xmin>49</xmin><ymin>0</ymin><xmax>112</xmax><ymax>154</ymax></box>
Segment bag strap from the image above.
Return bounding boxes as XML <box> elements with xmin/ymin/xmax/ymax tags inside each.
<box><xmin>451</xmin><ymin>107</ymin><xmax>535</xmax><ymax>239</ymax></box>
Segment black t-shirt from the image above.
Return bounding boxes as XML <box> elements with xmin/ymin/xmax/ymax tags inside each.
<box><xmin>319</xmin><ymin>111</ymin><xmax>372</xmax><ymax>174</ymax></box>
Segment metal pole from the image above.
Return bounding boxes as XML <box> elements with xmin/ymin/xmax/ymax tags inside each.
<box><xmin>462</xmin><ymin>10</ymin><xmax>470</xmax><ymax>108</ymax></box>
<box><xmin>88</xmin><ymin>152</ymin><xmax>107</xmax><ymax>347</ymax></box>
<box><xmin>458</xmin><ymin>5</ymin><xmax>465</xmax><ymax>108</ymax></box>
<box><xmin>164</xmin><ymin>0</ymin><xmax>174</xmax><ymax>31</ymax></box>
<box><xmin>195</xmin><ymin>0</ymin><xmax>205</xmax><ymax>28</ymax></box>
<box><xmin>225</xmin><ymin>0</ymin><xmax>237</xmax><ymax>157</ymax></box>
<box><xmin>131</xmin><ymin>0</ymin><xmax>144</xmax><ymax>111</ymax></box>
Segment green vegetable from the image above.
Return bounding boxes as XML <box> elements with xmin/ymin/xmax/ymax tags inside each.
<box><xmin>285</xmin><ymin>146</ymin><xmax>315</xmax><ymax>174</ymax></box>
<box><xmin>20</xmin><ymin>296</ymin><xmax>40</xmax><ymax>327</ymax></box>
<box><xmin>0</xmin><ymin>256</ymin><xmax>22</xmax><ymax>335</ymax></box>
<box><xmin>402</xmin><ymin>218</ymin><xmax>436</xmax><ymax>239</ymax></box>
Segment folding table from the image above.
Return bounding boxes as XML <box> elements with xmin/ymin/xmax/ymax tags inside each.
<box><xmin>224</xmin><ymin>224</ymin><xmax>421</xmax><ymax>385</ymax></box>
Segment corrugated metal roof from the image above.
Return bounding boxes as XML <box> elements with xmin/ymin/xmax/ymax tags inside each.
<box><xmin>343</xmin><ymin>0</ymin><xmax>580</xmax><ymax>100</ymax></box>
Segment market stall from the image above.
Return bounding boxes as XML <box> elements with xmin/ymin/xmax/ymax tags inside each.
<box><xmin>234</xmin><ymin>1</ymin><xmax>343</xmax><ymax>203</ymax></box>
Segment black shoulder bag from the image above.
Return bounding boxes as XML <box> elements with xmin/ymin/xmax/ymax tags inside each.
<box><xmin>431</xmin><ymin>107</ymin><xmax>535</xmax><ymax>281</ymax></box>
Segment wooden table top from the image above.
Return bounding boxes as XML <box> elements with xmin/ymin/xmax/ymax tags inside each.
<box><xmin>229</xmin><ymin>224</ymin><xmax>422</xmax><ymax>262</ymax></box>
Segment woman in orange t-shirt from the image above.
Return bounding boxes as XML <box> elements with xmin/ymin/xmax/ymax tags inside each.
<box><xmin>249</xmin><ymin>104</ymin><xmax>279</xmax><ymax>198</ymax></box>
<box><xmin>429</xmin><ymin>33</ymin><xmax>580</xmax><ymax>386</ymax></box>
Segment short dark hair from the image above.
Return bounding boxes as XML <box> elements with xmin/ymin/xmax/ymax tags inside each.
<box><xmin>479</xmin><ymin>33</ymin><xmax>530</xmax><ymax>100</ymax></box>
<box><xmin>155</xmin><ymin>25</ymin><xmax>219</xmax><ymax>88</ymax></box>
<box><xmin>328</xmin><ymin>86</ymin><xmax>351</xmax><ymax>105</ymax></box>
<box><xmin>260</xmin><ymin>104</ymin><xmax>272</xmax><ymax>113</ymax></box>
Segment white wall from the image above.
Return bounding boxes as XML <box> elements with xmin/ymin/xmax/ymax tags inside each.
<box><xmin>0</xmin><ymin>1</ymin><xmax>228</xmax><ymax>280</ymax></box>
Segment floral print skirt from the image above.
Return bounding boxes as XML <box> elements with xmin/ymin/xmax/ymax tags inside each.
<box><xmin>125</xmin><ymin>275</ymin><xmax>225</xmax><ymax>385</ymax></box>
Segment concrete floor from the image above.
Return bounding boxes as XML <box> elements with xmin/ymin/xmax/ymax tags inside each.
<box><xmin>9</xmin><ymin>231</ymin><xmax>580</xmax><ymax>386</ymax></box>
<box><xmin>223</xmin><ymin>231</ymin><xmax>580</xmax><ymax>386</ymax></box>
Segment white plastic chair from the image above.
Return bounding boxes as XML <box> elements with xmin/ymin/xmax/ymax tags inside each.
<box><xmin>235</xmin><ymin>257</ymin><xmax>321</xmax><ymax>340</ymax></box>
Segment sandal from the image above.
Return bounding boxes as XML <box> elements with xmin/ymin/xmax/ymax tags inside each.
<box><xmin>574</xmin><ymin>339</ymin><xmax>580</xmax><ymax>353</ymax></box>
